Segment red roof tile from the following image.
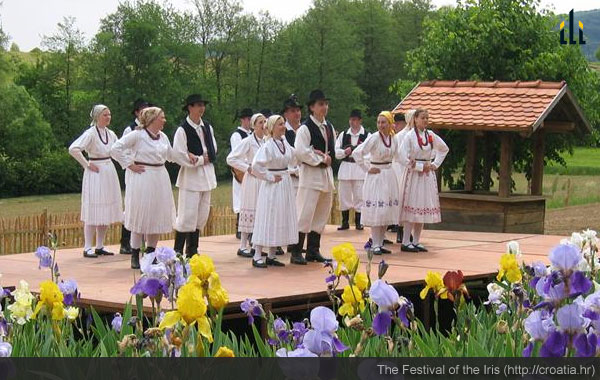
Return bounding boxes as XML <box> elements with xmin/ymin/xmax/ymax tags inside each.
<box><xmin>392</xmin><ymin>80</ymin><xmax>584</xmax><ymax>132</ymax></box>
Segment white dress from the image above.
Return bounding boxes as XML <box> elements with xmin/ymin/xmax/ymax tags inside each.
<box><xmin>398</xmin><ymin>128</ymin><xmax>449</xmax><ymax>224</ymax></box>
<box><xmin>392</xmin><ymin>126</ymin><xmax>412</xmax><ymax>221</ymax></box>
<box><xmin>226</xmin><ymin>134</ymin><xmax>263</xmax><ymax>233</ymax></box>
<box><xmin>352</xmin><ymin>132</ymin><xmax>400</xmax><ymax>227</ymax></box>
<box><xmin>68</xmin><ymin>126</ymin><xmax>123</xmax><ymax>225</ymax></box>
<box><xmin>251</xmin><ymin>138</ymin><xmax>299</xmax><ymax>247</ymax></box>
<box><xmin>111</xmin><ymin>129</ymin><xmax>182</xmax><ymax>235</ymax></box>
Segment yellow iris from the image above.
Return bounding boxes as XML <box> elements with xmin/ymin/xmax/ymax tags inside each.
<box><xmin>497</xmin><ymin>253</ymin><xmax>522</xmax><ymax>283</ymax></box>
<box><xmin>419</xmin><ymin>271</ymin><xmax>447</xmax><ymax>300</ymax></box>
<box><xmin>207</xmin><ymin>272</ymin><xmax>229</xmax><ymax>310</ymax></box>
<box><xmin>354</xmin><ymin>272</ymin><xmax>368</xmax><ymax>292</ymax></box>
<box><xmin>159</xmin><ymin>277</ymin><xmax>213</xmax><ymax>342</ymax></box>
<box><xmin>214</xmin><ymin>346</ymin><xmax>235</xmax><ymax>357</ymax></box>
<box><xmin>32</xmin><ymin>280</ymin><xmax>65</xmax><ymax>320</ymax></box>
<box><xmin>338</xmin><ymin>285</ymin><xmax>365</xmax><ymax>317</ymax></box>
<box><xmin>189</xmin><ymin>254</ymin><xmax>215</xmax><ymax>281</ymax></box>
<box><xmin>332</xmin><ymin>243</ymin><xmax>359</xmax><ymax>276</ymax></box>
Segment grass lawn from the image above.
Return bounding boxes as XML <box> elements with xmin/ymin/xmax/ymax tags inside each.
<box><xmin>545</xmin><ymin>147</ymin><xmax>600</xmax><ymax>176</ymax></box>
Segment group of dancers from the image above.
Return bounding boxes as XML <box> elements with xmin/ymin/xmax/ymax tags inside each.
<box><xmin>68</xmin><ymin>89</ymin><xmax>448</xmax><ymax>270</ymax></box>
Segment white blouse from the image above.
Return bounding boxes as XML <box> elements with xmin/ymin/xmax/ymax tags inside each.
<box><xmin>252</xmin><ymin>138</ymin><xmax>297</xmax><ymax>182</ymax></box>
<box><xmin>226</xmin><ymin>133</ymin><xmax>264</xmax><ymax>173</ymax></box>
<box><xmin>69</xmin><ymin>126</ymin><xmax>118</xmax><ymax>168</ymax></box>
<box><xmin>110</xmin><ymin>129</ymin><xmax>189</xmax><ymax>169</ymax></box>
<box><xmin>398</xmin><ymin>128</ymin><xmax>449</xmax><ymax>169</ymax></box>
<box><xmin>352</xmin><ymin>131</ymin><xmax>398</xmax><ymax>172</ymax></box>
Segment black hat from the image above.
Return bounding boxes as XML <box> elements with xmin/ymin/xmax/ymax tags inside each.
<box><xmin>239</xmin><ymin>108</ymin><xmax>253</xmax><ymax>119</ymax></box>
<box><xmin>394</xmin><ymin>113</ymin><xmax>405</xmax><ymax>122</ymax></box>
<box><xmin>260</xmin><ymin>108</ymin><xmax>273</xmax><ymax>118</ymax></box>
<box><xmin>306</xmin><ymin>89</ymin><xmax>330</xmax><ymax>107</ymax></box>
<box><xmin>349</xmin><ymin>109</ymin><xmax>362</xmax><ymax>119</ymax></box>
<box><xmin>132</xmin><ymin>98</ymin><xmax>149</xmax><ymax>115</ymax></box>
<box><xmin>282</xmin><ymin>94</ymin><xmax>302</xmax><ymax>112</ymax></box>
<box><xmin>182</xmin><ymin>94</ymin><xmax>209</xmax><ymax>111</ymax></box>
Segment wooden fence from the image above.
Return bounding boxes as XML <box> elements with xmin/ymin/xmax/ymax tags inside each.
<box><xmin>0</xmin><ymin>194</ymin><xmax>346</xmax><ymax>255</ymax></box>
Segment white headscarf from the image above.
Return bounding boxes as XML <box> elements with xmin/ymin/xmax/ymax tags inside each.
<box><xmin>90</xmin><ymin>104</ymin><xmax>109</xmax><ymax>127</ymax></box>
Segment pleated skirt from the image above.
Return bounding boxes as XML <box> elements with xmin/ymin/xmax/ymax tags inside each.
<box><xmin>252</xmin><ymin>174</ymin><xmax>298</xmax><ymax>247</ymax></box>
<box><xmin>399</xmin><ymin>168</ymin><xmax>442</xmax><ymax>224</ymax></box>
<box><xmin>124</xmin><ymin>166</ymin><xmax>175</xmax><ymax>234</ymax></box>
<box><xmin>80</xmin><ymin>160</ymin><xmax>123</xmax><ymax>225</ymax></box>
<box><xmin>361</xmin><ymin>166</ymin><xmax>400</xmax><ymax>227</ymax></box>
<box><xmin>238</xmin><ymin>174</ymin><xmax>262</xmax><ymax>233</ymax></box>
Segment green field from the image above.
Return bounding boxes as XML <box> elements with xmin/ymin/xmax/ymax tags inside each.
<box><xmin>545</xmin><ymin>147</ymin><xmax>600</xmax><ymax>176</ymax></box>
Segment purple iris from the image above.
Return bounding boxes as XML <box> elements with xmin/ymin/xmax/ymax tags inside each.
<box><xmin>378</xmin><ymin>260</ymin><xmax>389</xmax><ymax>279</ymax></box>
<box><xmin>524</xmin><ymin>310</ymin><xmax>555</xmax><ymax>341</ymax></box>
<box><xmin>111</xmin><ymin>313</ymin><xmax>123</xmax><ymax>333</ymax></box>
<box><xmin>302</xmin><ymin>306</ymin><xmax>348</xmax><ymax>356</ymax></box>
<box><xmin>549</xmin><ymin>244</ymin><xmax>582</xmax><ymax>273</ymax></box>
<box><xmin>369</xmin><ymin>280</ymin><xmax>399</xmax><ymax>311</ymax></box>
<box><xmin>369</xmin><ymin>280</ymin><xmax>412</xmax><ymax>335</ymax></box>
<box><xmin>291</xmin><ymin>321</ymin><xmax>309</xmax><ymax>346</ymax></box>
<box><xmin>325</xmin><ymin>275</ymin><xmax>337</xmax><ymax>284</ymax></box>
<box><xmin>0</xmin><ymin>341</ymin><xmax>11</xmax><ymax>357</ymax></box>
<box><xmin>535</xmin><ymin>275</ymin><xmax>566</xmax><ymax>307</ymax></box>
<box><xmin>574</xmin><ymin>332</ymin><xmax>598</xmax><ymax>357</ymax></box>
<box><xmin>540</xmin><ymin>331</ymin><xmax>567</xmax><ymax>357</ymax></box>
<box><xmin>275</xmin><ymin>347</ymin><xmax>318</xmax><ymax>357</ymax></box>
<box><xmin>373</xmin><ymin>312</ymin><xmax>392</xmax><ymax>336</ymax></box>
<box><xmin>522</xmin><ymin>342</ymin><xmax>534</xmax><ymax>357</ymax></box>
<box><xmin>156</xmin><ymin>247</ymin><xmax>177</xmax><ymax>264</ymax></box>
<box><xmin>569</xmin><ymin>271</ymin><xmax>592</xmax><ymax>296</ymax></box>
<box><xmin>240</xmin><ymin>298</ymin><xmax>264</xmax><ymax>325</ymax></box>
<box><xmin>130</xmin><ymin>277</ymin><xmax>168</xmax><ymax>298</ymax></box>
<box><xmin>35</xmin><ymin>246</ymin><xmax>52</xmax><ymax>269</ymax></box>
<box><xmin>59</xmin><ymin>279</ymin><xmax>78</xmax><ymax>306</ymax></box>
<box><xmin>556</xmin><ymin>303</ymin><xmax>588</xmax><ymax>335</ymax></box>
<box><xmin>272</xmin><ymin>317</ymin><xmax>290</xmax><ymax>343</ymax></box>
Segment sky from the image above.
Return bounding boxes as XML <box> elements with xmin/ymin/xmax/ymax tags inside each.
<box><xmin>1</xmin><ymin>0</ymin><xmax>599</xmax><ymax>51</ymax></box>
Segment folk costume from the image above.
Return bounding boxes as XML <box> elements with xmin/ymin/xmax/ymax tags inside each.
<box><xmin>230</xmin><ymin>107</ymin><xmax>253</xmax><ymax>238</ymax></box>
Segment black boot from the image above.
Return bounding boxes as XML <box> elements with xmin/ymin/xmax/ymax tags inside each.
<box><xmin>396</xmin><ymin>225</ymin><xmax>403</xmax><ymax>243</ymax></box>
<box><xmin>306</xmin><ymin>231</ymin><xmax>328</xmax><ymax>262</ymax></box>
<box><xmin>146</xmin><ymin>246</ymin><xmax>156</xmax><ymax>254</ymax></box>
<box><xmin>131</xmin><ymin>248</ymin><xmax>140</xmax><ymax>269</ymax></box>
<box><xmin>235</xmin><ymin>214</ymin><xmax>241</xmax><ymax>240</ymax></box>
<box><xmin>337</xmin><ymin>210</ymin><xmax>349</xmax><ymax>230</ymax></box>
<box><xmin>355</xmin><ymin>212</ymin><xmax>364</xmax><ymax>230</ymax></box>
<box><xmin>119</xmin><ymin>225</ymin><xmax>132</xmax><ymax>254</ymax></box>
<box><xmin>186</xmin><ymin>229</ymin><xmax>200</xmax><ymax>257</ymax></box>
<box><xmin>174</xmin><ymin>231</ymin><xmax>187</xmax><ymax>254</ymax></box>
<box><xmin>290</xmin><ymin>233</ymin><xmax>307</xmax><ymax>265</ymax></box>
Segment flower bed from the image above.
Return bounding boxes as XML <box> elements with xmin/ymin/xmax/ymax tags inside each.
<box><xmin>0</xmin><ymin>230</ymin><xmax>598</xmax><ymax>357</ymax></box>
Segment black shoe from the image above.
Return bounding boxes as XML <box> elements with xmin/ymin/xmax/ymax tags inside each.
<box><xmin>289</xmin><ymin>232</ymin><xmax>306</xmax><ymax>256</ymax></box>
<box><xmin>95</xmin><ymin>247</ymin><xmax>114</xmax><ymax>256</ymax></box>
<box><xmin>383</xmin><ymin>239</ymin><xmax>393</xmax><ymax>245</ymax></box>
<box><xmin>355</xmin><ymin>212</ymin><xmax>364</xmax><ymax>230</ymax></box>
<box><xmin>174</xmin><ymin>231</ymin><xmax>187</xmax><ymax>254</ymax></box>
<box><xmin>290</xmin><ymin>251</ymin><xmax>307</xmax><ymax>265</ymax></box>
<box><xmin>131</xmin><ymin>248</ymin><xmax>141</xmax><ymax>269</ymax></box>
<box><xmin>387</xmin><ymin>224</ymin><xmax>399</xmax><ymax>232</ymax></box>
<box><xmin>401</xmin><ymin>244</ymin><xmax>419</xmax><ymax>252</ymax></box>
<box><xmin>266</xmin><ymin>257</ymin><xmax>285</xmax><ymax>267</ymax></box>
<box><xmin>252</xmin><ymin>259</ymin><xmax>267</xmax><ymax>268</ymax></box>
<box><xmin>276</xmin><ymin>247</ymin><xmax>285</xmax><ymax>255</ymax></box>
<box><xmin>380</xmin><ymin>247</ymin><xmax>392</xmax><ymax>254</ymax></box>
<box><xmin>237</xmin><ymin>248</ymin><xmax>253</xmax><ymax>258</ymax></box>
<box><xmin>306</xmin><ymin>231</ymin><xmax>329</xmax><ymax>263</ymax></box>
<box><xmin>83</xmin><ymin>249</ymin><xmax>98</xmax><ymax>258</ymax></box>
<box><xmin>120</xmin><ymin>226</ymin><xmax>132</xmax><ymax>254</ymax></box>
<box><xmin>371</xmin><ymin>247</ymin><xmax>383</xmax><ymax>256</ymax></box>
<box><xmin>414</xmin><ymin>243</ymin><xmax>428</xmax><ymax>252</ymax></box>
<box><xmin>337</xmin><ymin>210</ymin><xmax>350</xmax><ymax>230</ymax></box>
<box><xmin>185</xmin><ymin>229</ymin><xmax>200</xmax><ymax>258</ymax></box>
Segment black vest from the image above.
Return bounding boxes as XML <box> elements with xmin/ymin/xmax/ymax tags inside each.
<box><xmin>305</xmin><ymin>117</ymin><xmax>336</xmax><ymax>163</ymax></box>
<box><xmin>285</xmin><ymin>129</ymin><xmax>296</xmax><ymax>147</ymax></box>
<box><xmin>180</xmin><ymin>119</ymin><xmax>217</xmax><ymax>163</ymax></box>
<box><xmin>229</xmin><ymin>128</ymin><xmax>249</xmax><ymax>150</ymax></box>
<box><xmin>341</xmin><ymin>130</ymin><xmax>368</xmax><ymax>163</ymax></box>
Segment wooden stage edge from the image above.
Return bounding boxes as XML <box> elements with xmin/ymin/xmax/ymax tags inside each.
<box><xmin>0</xmin><ymin>225</ymin><xmax>565</xmax><ymax>318</ymax></box>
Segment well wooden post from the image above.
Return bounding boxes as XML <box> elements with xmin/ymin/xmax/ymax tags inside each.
<box><xmin>531</xmin><ymin>130</ymin><xmax>545</xmax><ymax>196</ymax></box>
<box><xmin>464</xmin><ymin>132</ymin><xmax>477</xmax><ymax>192</ymax></box>
<box><xmin>498</xmin><ymin>133</ymin><xmax>513</xmax><ymax>198</ymax></box>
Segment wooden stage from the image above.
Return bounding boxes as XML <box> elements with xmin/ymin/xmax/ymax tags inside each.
<box><xmin>0</xmin><ymin>225</ymin><xmax>561</xmax><ymax>318</ymax></box>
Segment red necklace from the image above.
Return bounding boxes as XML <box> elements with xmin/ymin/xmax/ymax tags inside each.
<box><xmin>274</xmin><ymin>138</ymin><xmax>286</xmax><ymax>155</ymax></box>
<box><xmin>96</xmin><ymin>126</ymin><xmax>109</xmax><ymax>145</ymax></box>
<box><xmin>379</xmin><ymin>131</ymin><xmax>391</xmax><ymax>148</ymax></box>
<box><xmin>145</xmin><ymin>128</ymin><xmax>160</xmax><ymax>141</ymax></box>
<box><xmin>415</xmin><ymin>127</ymin><xmax>433</xmax><ymax>150</ymax></box>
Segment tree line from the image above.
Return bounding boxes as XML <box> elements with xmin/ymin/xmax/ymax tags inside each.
<box><xmin>0</xmin><ymin>0</ymin><xmax>598</xmax><ymax>198</ymax></box>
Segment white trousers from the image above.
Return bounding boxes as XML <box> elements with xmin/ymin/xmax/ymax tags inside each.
<box><xmin>338</xmin><ymin>179</ymin><xmax>364</xmax><ymax>211</ymax></box>
<box><xmin>297</xmin><ymin>187</ymin><xmax>333</xmax><ymax>234</ymax></box>
<box><xmin>175</xmin><ymin>189</ymin><xmax>211</xmax><ymax>232</ymax></box>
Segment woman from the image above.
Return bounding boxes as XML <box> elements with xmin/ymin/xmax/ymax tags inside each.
<box><xmin>352</xmin><ymin>111</ymin><xmax>400</xmax><ymax>255</ymax></box>
<box><xmin>392</xmin><ymin>109</ymin><xmax>416</xmax><ymax>244</ymax></box>
<box><xmin>69</xmin><ymin>105</ymin><xmax>123</xmax><ymax>258</ymax></box>
<box><xmin>111</xmin><ymin>106</ymin><xmax>196</xmax><ymax>269</ymax></box>
<box><xmin>226</xmin><ymin>113</ymin><xmax>266</xmax><ymax>258</ymax></box>
<box><xmin>250</xmin><ymin>115</ymin><xmax>300</xmax><ymax>268</ymax></box>
<box><xmin>398</xmin><ymin>108</ymin><xmax>449</xmax><ymax>252</ymax></box>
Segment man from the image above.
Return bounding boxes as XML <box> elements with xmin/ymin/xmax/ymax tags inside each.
<box><xmin>118</xmin><ymin>98</ymin><xmax>149</xmax><ymax>255</ymax></box>
<box><xmin>335</xmin><ymin>109</ymin><xmax>368</xmax><ymax>231</ymax></box>
<box><xmin>393</xmin><ymin>112</ymin><xmax>406</xmax><ymax>133</ymax></box>
<box><xmin>283</xmin><ymin>94</ymin><xmax>302</xmax><ymax>192</ymax></box>
<box><xmin>289</xmin><ymin>89</ymin><xmax>336</xmax><ymax>264</ymax></box>
<box><xmin>229</xmin><ymin>107</ymin><xmax>253</xmax><ymax>239</ymax></box>
<box><xmin>172</xmin><ymin>94</ymin><xmax>218</xmax><ymax>257</ymax></box>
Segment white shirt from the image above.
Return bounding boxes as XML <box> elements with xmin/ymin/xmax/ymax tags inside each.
<box><xmin>285</xmin><ymin>121</ymin><xmax>300</xmax><ymax>182</ymax></box>
<box><xmin>352</xmin><ymin>131</ymin><xmax>398</xmax><ymax>172</ymax></box>
<box><xmin>252</xmin><ymin>138</ymin><xmax>297</xmax><ymax>182</ymax></box>
<box><xmin>230</xmin><ymin>126</ymin><xmax>252</xmax><ymax>152</ymax></box>
<box><xmin>335</xmin><ymin>126</ymin><xmax>368</xmax><ymax>181</ymax></box>
<box><xmin>294</xmin><ymin>115</ymin><xmax>336</xmax><ymax>192</ymax></box>
<box><xmin>172</xmin><ymin>116</ymin><xmax>218</xmax><ymax>192</ymax></box>
<box><xmin>122</xmin><ymin>118</ymin><xmax>140</xmax><ymax>137</ymax></box>
<box><xmin>111</xmin><ymin>129</ymin><xmax>187</xmax><ymax>168</ymax></box>
<box><xmin>398</xmin><ymin>129</ymin><xmax>449</xmax><ymax>169</ymax></box>
<box><xmin>226</xmin><ymin>133</ymin><xmax>263</xmax><ymax>173</ymax></box>
<box><xmin>69</xmin><ymin>126</ymin><xmax>118</xmax><ymax>168</ymax></box>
